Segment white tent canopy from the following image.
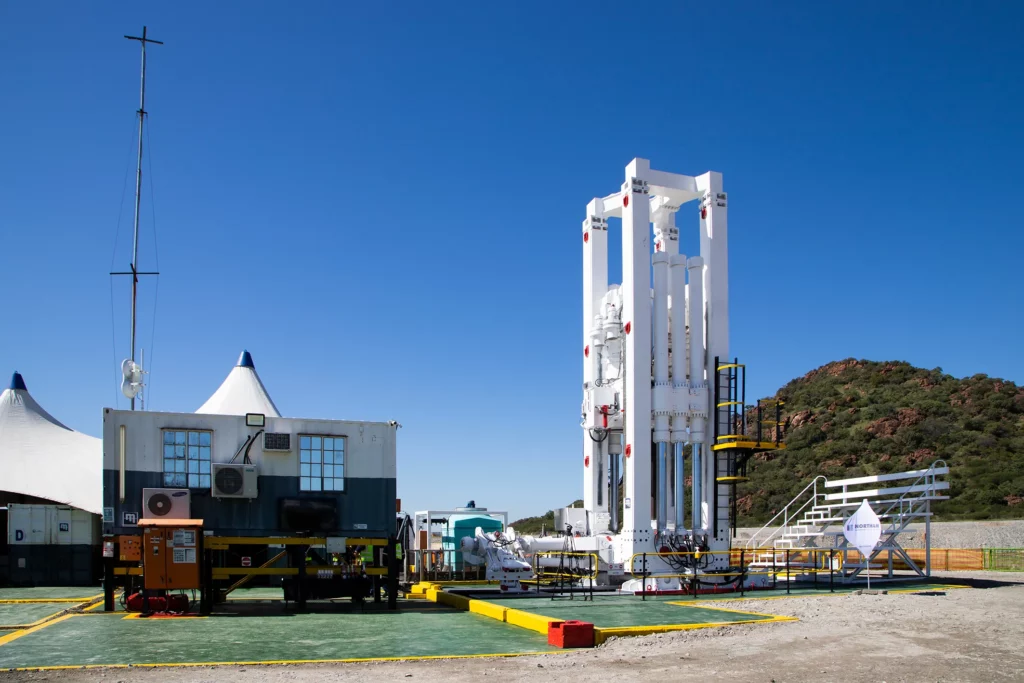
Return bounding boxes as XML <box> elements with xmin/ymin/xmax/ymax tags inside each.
<box><xmin>196</xmin><ymin>350</ymin><xmax>281</xmax><ymax>418</ymax></box>
<box><xmin>0</xmin><ymin>372</ymin><xmax>102</xmax><ymax>515</ymax></box>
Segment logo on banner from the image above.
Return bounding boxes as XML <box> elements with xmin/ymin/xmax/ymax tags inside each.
<box><xmin>844</xmin><ymin>499</ymin><xmax>882</xmax><ymax>560</ymax></box>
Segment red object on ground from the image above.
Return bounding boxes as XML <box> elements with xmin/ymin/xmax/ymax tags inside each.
<box><xmin>548</xmin><ymin>620</ymin><xmax>595</xmax><ymax>648</ymax></box>
<box><xmin>125</xmin><ymin>592</ymin><xmax>190</xmax><ymax>614</ymax></box>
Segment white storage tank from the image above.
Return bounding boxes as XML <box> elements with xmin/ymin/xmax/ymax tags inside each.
<box><xmin>5</xmin><ymin>504</ymin><xmax>101</xmax><ymax>586</ymax></box>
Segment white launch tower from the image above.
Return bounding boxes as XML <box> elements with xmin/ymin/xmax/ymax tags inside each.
<box><xmin>574</xmin><ymin>158</ymin><xmax>783</xmax><ymax>580</ymax></box>
<box><xmin>457</xmin><ymin>158</ymin><xmax>785</xmax><ymax>588</ymax></box>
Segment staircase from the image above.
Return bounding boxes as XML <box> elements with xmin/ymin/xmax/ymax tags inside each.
<box><xmin>744</xmin><ymin>461</ymin><xmax>949</xmax><ymax>582</ymax></box>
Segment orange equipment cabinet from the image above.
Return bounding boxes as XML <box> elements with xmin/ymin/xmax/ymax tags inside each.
<box><xmin>139</xmin><ymin>519</ymin><xmax>204</xmax><ymax>590</ymax></box>
<box><xmin>119</xmin><ymin>535</ymin><xmax>142</xmax><ymax>562</ymax></box>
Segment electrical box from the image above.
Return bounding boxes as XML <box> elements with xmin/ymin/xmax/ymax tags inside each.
<box><xmin>140</xmin><ymin>519</ymin><xmax>203</xmax><ymax>590</ymax></box>
<box><xmin>119</xmin><ymin>535</ymin><xmax>141</xmax><ymax>562</ymax></box>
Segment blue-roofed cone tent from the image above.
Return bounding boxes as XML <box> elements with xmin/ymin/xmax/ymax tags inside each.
<box><xmin>0</xmin><ymin>372</ymin><xmax>102</xmax><ymax>514</ymax></box>
<box><xmin>196</xmin><ymin>350</ymin><xmax>281</xmax><ymax>417</ymax></box>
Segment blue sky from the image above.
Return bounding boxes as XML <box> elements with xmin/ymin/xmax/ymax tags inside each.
<box><xmin>2</xmin><ymin>2</ymin><xmax>1021</xmax><ymax>520</ymax></box>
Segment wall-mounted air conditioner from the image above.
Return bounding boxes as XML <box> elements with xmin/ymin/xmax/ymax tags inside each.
<box><xmin>212</xmin><ymin>464</ymin><xmax>259</xmax><ymax>499</ymax></box>
<box><xmin>142</xmin><ymin>488</ymin><xmax>191</xmax><ymax>519</ymax></box>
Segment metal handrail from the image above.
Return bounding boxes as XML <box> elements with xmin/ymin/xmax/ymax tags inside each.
<box><xmin>873</xmin><ymin>459</ymin><xmax>948</xmax><ymax>536</ymax></box>
<box><xmin>836</xmin><ymin>459</ymin><xmax>947</xmax><ymax>577</ymax></box>
<box><xmin>535</xmin><ymin>550</ymin><xmax>601</xmax><ymax>580</ymax></box>
<box><xmin>744</xmin><ymin>476</ymin><xmax>827</xmax><ymax>550</ymax></box>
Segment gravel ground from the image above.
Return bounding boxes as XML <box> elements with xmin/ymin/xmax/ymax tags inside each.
<box><xmin>735</xmin><ymin>519</ymin><xmax>1024</xmax><ymax>549</ymax></box>
<box><xmin>6</xmin><ymin>571</ymin><xmax>1023</xmax><ymax>682</ymax></box>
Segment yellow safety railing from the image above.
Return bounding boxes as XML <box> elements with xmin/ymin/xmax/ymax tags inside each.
<box><xmin>535</xmin><ymin>551</ymin><xmax>601</xmax><ymax>580</ymax></box>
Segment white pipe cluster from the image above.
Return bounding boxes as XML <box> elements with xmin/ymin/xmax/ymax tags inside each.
<box><xmin>652</xmin><ymin>251</ymin><xmax>671</xmax><ymax>530</ymax></box>
<box><xmin>687</xmin><ymin>256</ymin><xmax>705</xmax><ymax>531</ymax></box>
<box><xmin>670</xmin><ymin>254</ymin><xmax>689</xmax><ymax>532</ymax></box>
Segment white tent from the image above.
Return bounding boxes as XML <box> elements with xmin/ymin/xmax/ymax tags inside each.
<box><xmin>0</xmin><ymin>372</ymin><xmax>102</xmax><ymax>515</ymax></box>
<box><xmin>196</xmin><ymin>350</ymin><xmax>281</xmax><ymax>418</ymax></box>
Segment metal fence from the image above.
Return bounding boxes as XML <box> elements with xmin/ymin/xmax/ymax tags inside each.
<box><xmin>732</xmin><ymin>547</ymin><xmax>1024</xmax><ymax>573</ymax></box>
<box><xmin>983</xmin><ymin>548</ymin><xmax>1024</xmax><ymax>572</ymax></box>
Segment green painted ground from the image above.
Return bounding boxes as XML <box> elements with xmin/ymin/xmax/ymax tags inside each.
<box><xmin>489</xmin><ymin>595</ymin><xmax>773</xmax><ymax>628</ymax></box>
<box><xmin>0</xmin><ymin>603</ymin><xmax>553</xmax><ymax>668</ymax></box>
<box><xmin>0</xmin><ymin>587</ymin><xmax>100</xmax><ymax>600</ymax></box>
<box><xmin>225</xmin><ymin>587</ymin><xmax>285</xmax><ymax>600</ymax></box>
<box><xmin>0</xmin><ymin>603</ymin><xmax>70</xmax><ymax>627</ymax></box>
<box><xmin>462</xmin><ymin>582</ymin><xmax>962</xmax><ymax>629</ymax></box>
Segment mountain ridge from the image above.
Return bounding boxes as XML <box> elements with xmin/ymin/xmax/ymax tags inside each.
<box><xmin>511</xmin><ymin>359</ymin><xmax>1023</xmax><ymax>532</ymax></box>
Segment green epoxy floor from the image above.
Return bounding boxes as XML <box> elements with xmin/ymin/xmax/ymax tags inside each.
<box><xmin>0</xmin><ymin>587</ymin><xmax>101</xmax><ymax>600</ymax></box>
<box><xmin>0</xmin><ymin>603</ymin><xmax>70</xmax><ymax>627</ymax></box>
<box><xmin>225</xmin><ymin>587</ymin><xmax>285</xmax><ymax>600</ymax></box>
<box><xmin>462</xmin><ymin>582</ymin><xmax>961</xmax><ymax>629</ymax></box>
<box><xmin>485</xmin><ymin>595</ymin><xmax>773</xmax><ymax>628</ymax></box>
<box><xmin>0</xmin><ymin>603</ymin><xmax>553</xmax><ymax>668</ymax></box>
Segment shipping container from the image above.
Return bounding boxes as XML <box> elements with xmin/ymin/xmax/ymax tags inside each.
<box><xmin>7</xmin><ymin>504</ymin><xmax>100</xmax><ymax>545</ymax></box>
<box><xmin>3</xmin><ymin>504</ymin><xmax>101</xmax><ymax>586</ymax></box>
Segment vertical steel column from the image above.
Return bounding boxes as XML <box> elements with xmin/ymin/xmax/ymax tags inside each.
<box><xmin>582</xmin><ymin>204</ymin><xmax>609</xmax><ymax>519</ymax></box>
<box><xmin>621</xmin><ymin>160</ymin><xmax>653</xmax><ymax>546</ymax></box>
<box><xmin>387</xmin><ymin>535</ymin><xmax>399</xmax><ymax>610</ymax></box>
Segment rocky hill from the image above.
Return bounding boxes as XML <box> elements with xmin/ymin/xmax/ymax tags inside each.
<box><xmin>740</xmin><ymin>359</ymin><xmax>1024</xmax><ymax>525</ymax></box>
<box><xmin>514</xmin><ymin>360</ymin><xmax>1024</xmax><ymax>532</ymax></box>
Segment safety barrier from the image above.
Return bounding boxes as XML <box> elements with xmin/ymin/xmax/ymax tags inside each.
<box><xmin>410</xmin><ymin>549</ymin><xmax>488</xmax><ymax>583</ymax></box>
<box><xmin>983</xmin><ymin>548</ymin><xmax>1024</xmax><ymax>572</ymax></box>
<box><xmin>534</xmin><ymin>551</ymin><xmax>600</xmax><ymax>581</ymax></box>
<box><xmin>739</xmin><ymin>546</ymin><xmax>1024</xmax><ymax>573</ymax></box>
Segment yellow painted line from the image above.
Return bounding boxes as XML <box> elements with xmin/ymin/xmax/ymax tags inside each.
<box><xmin>0</xmin><ymin>614</ymin><xmax>75</xmax><ymax>648</ymax></box>
<box><xmin>0</xmin><ymin>606</ymin><xmax>86</xmax><ymax>631</ymax></box>
<box><xmin>593</xmin><ymin>615</ymin><xmax>795</xmax><ymax>645</ymax></box>
<box><xmin>666</xmin><ymin>602</ymin><xmax>799</xmax><ymax>621</ymax></box>
<box><xmin>422</xmin><ymin>586</ymin><xmax>556</xmax><ymax>636</ymax></box>
<box><xmin>206</xmin><ymin>536</ymin><xmax>388</xmax><ymax>548</ymax></box>
<box><xmin>504</xmin><ymin>607</ymin><xmax>554</xmax><ymax>634</ymax></box>
<box><xmin>0</xmin><ymin>595</ymin><xmax>100</xmax><ymax>604</ymax></box>
<box><xmin>10</xmin><ymin>649</ymin><xmax>570</xmax><ymax>671</ymax></box>
<box><xmin>682</xmin><ymin>583</ymin><xmax>970</xmax><ymax>603</ymax></box>
<box><xmin>412</xmin><ymin>580</ymin><xmax>500</xmax><ymax>586</ymax></box>
<box><xmin>122</xmin><ymin>613</ymin><xmax>208</xmax><ymax>620</ymax></box>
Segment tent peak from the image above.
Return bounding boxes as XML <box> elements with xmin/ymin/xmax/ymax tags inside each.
<box><xmin>237</xmin><ymin>350</ymin><xmax>255</xmax><ymax>368</ymax></box>
<box><xmin>10</xmin><ymin>371</ymin><xmax>26</xmax><ymax>391</ymax></box>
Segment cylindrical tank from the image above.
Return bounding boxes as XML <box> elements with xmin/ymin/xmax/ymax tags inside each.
<box><xmin>442</xmin><ymin>502</ymin><xmax>503</xmax><ymax>570</ymax></box>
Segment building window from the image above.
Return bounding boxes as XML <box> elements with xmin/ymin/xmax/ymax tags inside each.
<box><xmin>299</xmin><ymin>435</ymin><xmax>344</xmax><ymax>492</ymax></box>
<box><xmin>162</xmin><ymin>430</ymin><xmax>212</xmax><ymax>489</ymax></box>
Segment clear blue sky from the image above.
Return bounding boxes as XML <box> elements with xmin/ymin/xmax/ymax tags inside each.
<box><xmin>2</xmin><ymin>2</ymin><xmax>1022</xmax><ymax>520</ymax></box>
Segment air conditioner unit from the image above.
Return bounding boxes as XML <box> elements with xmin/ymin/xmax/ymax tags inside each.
<box><xmin>263</xmin><ymin>432</ymin><xmax>291</xmax><ymax>452</ymax></box>
<box><xmin>212</xmin><ymin>464</ymin><xmax>259</xmax><ymax>499</ymax></box>
<box><xmin>142</xmin><ymin>488</ymin><xmax>191</xmax><ymax>519</ymax></box>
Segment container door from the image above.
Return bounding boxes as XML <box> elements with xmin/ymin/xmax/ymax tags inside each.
<box><xmin>143</xmin><ymin>528</ymin><xmax>167</xmax><ymax>589</ymax></box>
<box><xmin>70</xmin><ymin>510</ymin><xmax>94</xmax><ymax>545</ymax></box>
<box><xmin>24</xmin><ymin>506</ymin><xmax>47</xmax><ymax>544</ymax></box>
<box><xmin>55</xmin><ymin>508</ymin><xmax>72</xmax><ymax>546</ymax></box>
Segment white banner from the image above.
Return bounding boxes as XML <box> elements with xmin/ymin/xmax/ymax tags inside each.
<box><xmin>844</xmin><ymin>499</ymin><xmax>882</xmax><ymax>560</ymax></box>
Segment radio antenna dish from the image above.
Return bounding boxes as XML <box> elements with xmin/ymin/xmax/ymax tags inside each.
<box><xmin>121</xmin><ymin>359</ymin><xmax>144</xmax><ymax>400</ymax></box>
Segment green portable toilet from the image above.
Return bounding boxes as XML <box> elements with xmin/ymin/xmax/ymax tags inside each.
<box><xmin>442</xmin><ymin>501</ymin><xmax>503</xmax><ymax>571</ymax></box>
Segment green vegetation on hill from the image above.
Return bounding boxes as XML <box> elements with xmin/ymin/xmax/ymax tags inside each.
<box><xmin>740</xmin><ymin>359</ymin><xmax>1024</xmax><ymax>525</ymax></box>
<box><xmin>518</xmin><ymin>360</ymin><xmax>1024</xmax><ymax>530</ymax></box>
<box><xmin>510</xmin><ymin>500</ymin><xmax>582</xmax><ymax>536</ymax></box>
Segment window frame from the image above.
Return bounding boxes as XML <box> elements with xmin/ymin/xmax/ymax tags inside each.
<box><xmin>298</xmin><ymin>434</ymin><xmax>346</xmax><ymax>493</ymax></box>
<box><xmin>160</xmin><ymin>428</ymin><xmax>214</xmax><ymax>490</ymax></box>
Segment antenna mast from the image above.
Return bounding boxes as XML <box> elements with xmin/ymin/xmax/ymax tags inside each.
<box><xmin>114</xmin><ymin>26</ymin><xmax>162</xmax><ymax>410</ymax></box>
